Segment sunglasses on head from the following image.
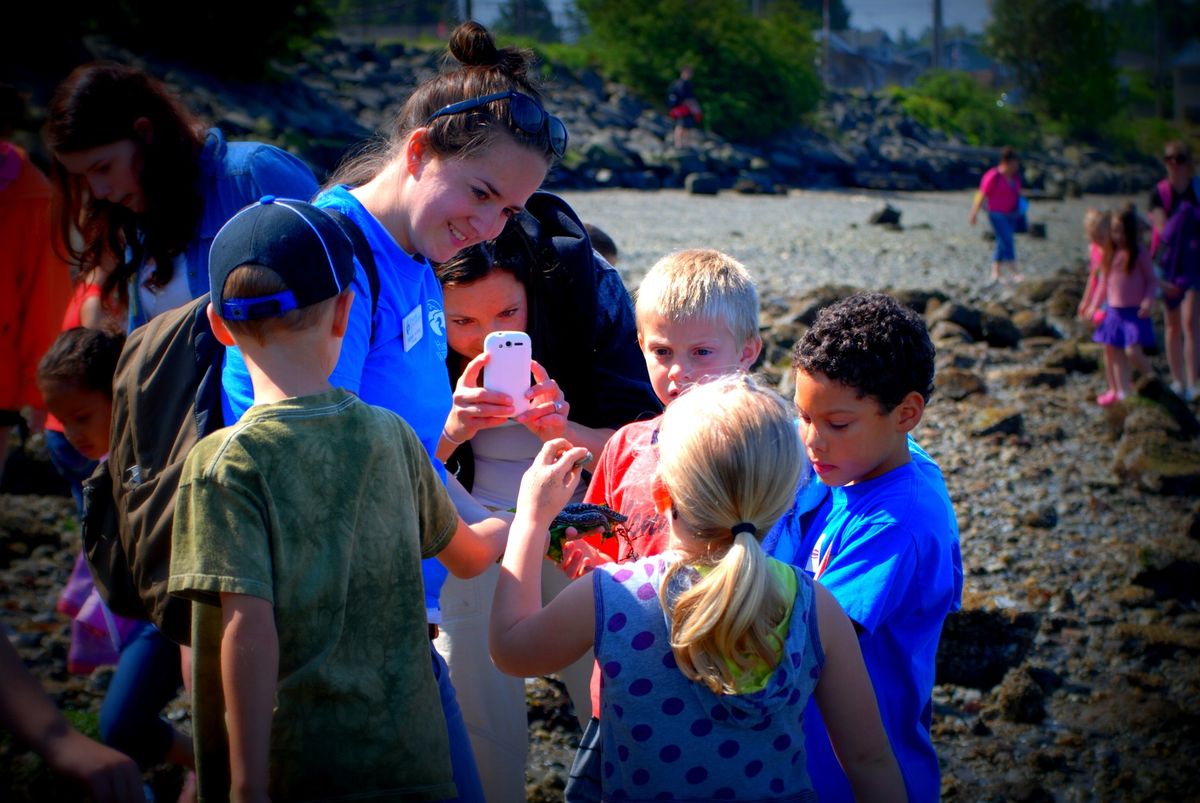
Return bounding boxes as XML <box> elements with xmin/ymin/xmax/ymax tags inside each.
<box><xmin>425</xmin><ymin>90</ymin><xmax>568</xmax><ymax>159</ymax></box>
<box><xmin>1164</xmin><ymin>153</ymin><xmax>1189</xmax><ymax>165</ymax></box>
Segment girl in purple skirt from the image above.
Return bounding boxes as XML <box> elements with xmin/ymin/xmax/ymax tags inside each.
<box><xmin>1093</xmin><ymin>203</ymin><xmax>1157</xmax><ymax>405</ymax></box>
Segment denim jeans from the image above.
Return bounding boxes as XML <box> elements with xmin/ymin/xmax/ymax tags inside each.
<box><xmin>99</xmin><ymin>620</ymin><xmax>181</xmax><ymax>768</ymax></box>
<box><xmin>432</xmin><ymin>645</ymin><xmax>486</xmax><ymax>802</ymax></box>
<box><xmin>988</xmin><ymin>210</ymin><xmax>1017</xmax><ymax>262</ymax></box>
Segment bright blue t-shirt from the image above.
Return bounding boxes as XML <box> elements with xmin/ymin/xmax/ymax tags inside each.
<box><xmin>221</xmin><ymin>185</ymin><xmax>454</xmax><ymax>619</ymax></box>
<box><xmin>797</xmin><ymin>437</ymin><xmax>963</xmax><ymax>803</ymax></box>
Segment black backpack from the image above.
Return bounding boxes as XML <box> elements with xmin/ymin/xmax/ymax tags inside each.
<box><xmin>82</xmin><ymin>210</ymin><xmax>380</xmax><ymax>645</ymax></box>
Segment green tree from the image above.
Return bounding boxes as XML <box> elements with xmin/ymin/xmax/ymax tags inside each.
<box><xmin>1102</xmin><ymin>0</ymin><xmax>1200</xmax><ymax>55</ymax></box>
<box><xmin>6</xmin><ymin>0</ymin><xmax>333</xmax><ymax>77</ymax></box>
<box><xmin>986</xmin><ymin>0</ymin><xmax>1120</xmax><ymax>132</ymax></box>
<box><xmin>495</xmin><ymin>0</ymin><xmax>562</xmax><ymax>42</ymax></box>
<box><xmin>578</xmin><ymin>0</ymin><xmax>821</xmax><ymax>141</ymax></box>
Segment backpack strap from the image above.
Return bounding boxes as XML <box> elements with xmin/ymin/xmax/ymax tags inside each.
<box><xmin>1158</xmin><ymin>179</ymin><xmax>1174</xmax><ymax>214</ymax></box>
<box><xmin>325</xmin><ymin>208</ymin><xmax>381</xmax><ymax>341</ymax></box>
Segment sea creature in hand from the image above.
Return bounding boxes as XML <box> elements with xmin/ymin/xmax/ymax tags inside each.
<box><xmin>547</xmin><ymin>503</ymin><xmax>628</xmax><ymax>562</ymax></box>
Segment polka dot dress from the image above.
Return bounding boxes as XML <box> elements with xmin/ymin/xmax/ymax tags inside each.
<box><xmin>593</xmin><ymin>554</ymin><xmax>824</xmax><ymax>800</ymax></box>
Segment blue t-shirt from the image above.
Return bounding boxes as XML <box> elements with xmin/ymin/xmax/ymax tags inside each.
<box><xmin>797</xmin><ymin>437</ymin><xmax>963</xmax><ymax>803</ymax></box>
<box><xmin>221</xmin><ymin>185</ymin><xmax>454</xmax><ymax>618</ymax></box>
<box><xmin>762</xmin><ymin>462</ymin><xmax>829</xmax><ymax>565</ymax></box>
<box><xmin>129</xmin><ymin>128</ymin><xmax>318</xmax><ymax>330</ymax></box>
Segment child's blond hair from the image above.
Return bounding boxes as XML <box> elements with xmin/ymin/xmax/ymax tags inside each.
<box><xmin>635</xmin><ymin>249</ymin><xmax>759</xmax><ymax>343</ymax></box>
<box><xmin>1083</xmin><ymin>208</ymin><xmax>1111</xmax><ymax>245</ymax></box>
<box><xmin>655</xmin><ymin>373</ymin><xmax>801</xmax><ymax>695</ymax></box>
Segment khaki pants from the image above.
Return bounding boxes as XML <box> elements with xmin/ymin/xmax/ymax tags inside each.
<box><xmin>435</xmin><ymin>562</ymin><xmax>593</xmax><ymax>802</ymax></box>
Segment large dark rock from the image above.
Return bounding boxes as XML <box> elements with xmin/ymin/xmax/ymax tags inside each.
<box><xmin>684</xmin><ymin>172</ymin><xmax>720</xmax><ymax>195</ymax></box>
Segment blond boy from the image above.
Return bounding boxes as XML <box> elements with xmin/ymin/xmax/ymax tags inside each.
<box><xmin>574</xmin><ymin>248</ymin><xmax>762</xmax><ymax>564</ymax></box>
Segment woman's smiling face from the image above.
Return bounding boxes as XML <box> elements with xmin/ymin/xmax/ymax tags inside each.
<box><xmin>400</xmin><ymin>135</ymin><xmax>548</xmax><ymax>264</ymax></box>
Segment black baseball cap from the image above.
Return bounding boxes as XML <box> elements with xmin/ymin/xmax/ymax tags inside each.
<box><xmin>209</xmin><ymin>196</ymin><xmax>356</xmax><ymax>321</ymax></box>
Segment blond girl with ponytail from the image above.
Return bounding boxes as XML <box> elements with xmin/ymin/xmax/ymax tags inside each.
<box><xmin>492</xmin><ymin>373</ymin><xmax>904</xmax><ymax>801</ymax></box>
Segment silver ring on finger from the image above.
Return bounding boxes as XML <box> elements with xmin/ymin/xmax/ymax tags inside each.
<box><xmin>554</xmin><ymin>400</ymin><xmax>563</xmax><ymax>413</ymax></box>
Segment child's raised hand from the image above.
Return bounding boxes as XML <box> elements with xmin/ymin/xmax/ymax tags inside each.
<box><xmin>445</xmin><ymin>351</ymin><xmax>514</xmax><ymax>443</ymax></box>
<box><xmin>515</xmin><ymin>360</ymin><xmax>569</xmax><ymax>441</ymax></box>
<box><xmin>560</xmin><ymin>538</ymin><xmax>610</xmax><ymax>578</ymax></box>
<box><xmin>516</xmin><ymin>439</ymin><xmax>590</xmax><ymax>529</ymax></box>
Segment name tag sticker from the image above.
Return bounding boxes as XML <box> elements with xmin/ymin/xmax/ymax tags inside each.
<box><xmin>402</xmin><ymin>304</ymin><xmax>424</xmax><ymax>352</ymax></box>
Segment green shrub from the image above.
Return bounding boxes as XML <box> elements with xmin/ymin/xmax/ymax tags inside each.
<box><xmin>891</xmin><ymin>70</ymin><xmax>1035</xmax><ymax>150</ymax></box>
<box><xmin>576</xmin><ymin>0</ymin><xmax>821</xmax><ymax>142</ymax></box>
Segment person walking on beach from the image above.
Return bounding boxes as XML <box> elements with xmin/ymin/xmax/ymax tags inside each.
<box><xmin>968</xmin><ymin>147</ymin><xmax>1024</xmax><ymax>283</ymax></box>
<box><xmin>667</xmin><ymin>65</ymin><xmax>702</xmax><ymax>149</ymax></box>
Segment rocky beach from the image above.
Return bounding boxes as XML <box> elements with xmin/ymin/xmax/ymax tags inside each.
<box><xmin>3</xmin><ymin>186</ymin><xmax>1198</xmax><ymax>802</ymax></box>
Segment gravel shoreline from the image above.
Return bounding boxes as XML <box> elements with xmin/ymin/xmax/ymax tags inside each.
<box><xmin>557</xmin><ymin>187</ymin><xmax>1141</xmax><ymax>296</ymax></box>
<box><xmin>3</xmin><ymin>187</ymin><xmax>1197</xmax><ymax>803</ymax></box>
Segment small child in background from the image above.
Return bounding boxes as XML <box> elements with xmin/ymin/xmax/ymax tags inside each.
<box><xmin>1093</xmin><ymin>203</ymin><xmax>1157</xmax><ymax>405</ymax></box>
<box><xmin>491</xmin><ymin>374</ymin><xmax>905</xmax><ymax>801</ymax></box>
<box><xmin>1077</xmin><ymin>208</ymin><xmax>1110</xmax><ymax>327</ymax></box>
<box><xmin>37</xmin><ymin>327</ymin><xmax>142</xmax><ymax>675</ymax></box>
<box><xmin>36</xmin><ymin>327</ymin><xmax>123</xmax><ymax>485</ymax></box>
<box><xmin>38</xmin><ymin>314</ymin><xmax>190</xmax><ymax>788</ymax></box>
<box><xmin>584</xmin><ymin>222</ymin><xmax>619</xmax><ymax>266</ymax></box>
<box><xmin>43</xmin><ymin>263</ymin><xmax>123</xmax><ymax>516</ymax></box>
<box><xmin>791</xmin><ymin>292</ymin><xmax>962</xmax><ymax>803</ymax></box>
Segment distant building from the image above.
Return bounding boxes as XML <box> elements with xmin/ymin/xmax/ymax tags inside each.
<box><xmin>817</xmin><ymin>29</ymin><xmax>920</xmax><ymax>91</ymax></box>
<box><xmin>901</xmin><ymin>38</ymin><xmax>1006</xmax><ymax>87</ymax></box>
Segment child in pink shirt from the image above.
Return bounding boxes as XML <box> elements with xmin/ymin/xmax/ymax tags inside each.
<box><xmin>1077</xmin><ymin>208</ymin><xmax>1110</xmax><ymax>326</ymax></box>
<box><xmin>1092</xmin><ymin>204</ymin><xmax>1157</xmax><ymax>405</ymax></box>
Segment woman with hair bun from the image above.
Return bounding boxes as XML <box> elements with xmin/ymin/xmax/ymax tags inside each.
<box><xmin>219</xmin><ymin>21</ymin><xmax>569</xmax><ymax>801</ymax></box>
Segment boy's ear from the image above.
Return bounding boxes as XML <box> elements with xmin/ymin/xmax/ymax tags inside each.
<box><xmin>650</xmin><ymin>474</ymin><xmax>673</xmax><ymax>515</ymax></box>
<box><xmin>206</xmin><ymin>302</ymin><xmax>237</xmax><ymax>347</ymax></box>
<box><xmin>331</xmin><ymin>289</ymin><xmax>355</xmax><ymax>337</ymax></box>
<box><xmin>738</xmin><ymin>334</ymin><xmax>763</xmax><ymax>369</ymax></box>
<box><xmin>892</xmin><ymin>390</ymin><xmax>925</xmax><ymax>434</ymax></box>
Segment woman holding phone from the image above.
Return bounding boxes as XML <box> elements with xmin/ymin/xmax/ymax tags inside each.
<box><xmin>433</xmin><ymin>192</ymin><xmax>660</xmax><ymax>801</ymax></box>
<box><xmin>219</xmin><ymin>22</ymin><xmax>571</xmax><ymax>800</ymax></box>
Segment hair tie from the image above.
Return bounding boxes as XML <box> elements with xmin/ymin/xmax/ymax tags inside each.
<box><xmin>730</xmin><ymin>522</ymin><xmax>756</xmax><ymax>537</ymax></box>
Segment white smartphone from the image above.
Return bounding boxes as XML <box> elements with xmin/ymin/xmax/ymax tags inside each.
<box><xmin>482</xmin><ymin>331</ymin><xmax>532</xmax><ymax>416</ymax></box>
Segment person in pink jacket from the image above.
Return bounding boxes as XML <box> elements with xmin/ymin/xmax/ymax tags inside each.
<box><xmin>968</xmin><ymin>147</ymin><xmax>1024</xmax><ymax>283</ymax></box>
